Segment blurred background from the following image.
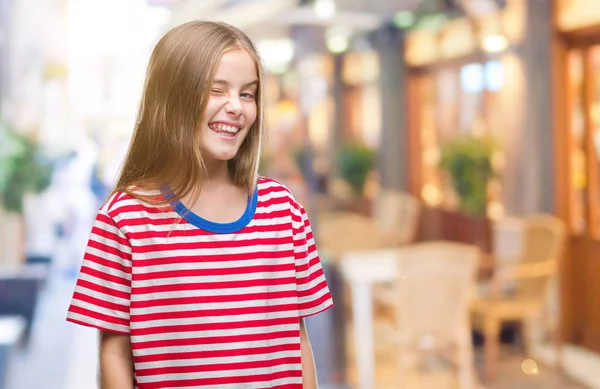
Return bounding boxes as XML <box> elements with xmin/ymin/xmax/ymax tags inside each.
<box><xmin>0</xmin><ymin>0</ymin><xmax>599</xmax><ymax>388</ymax></box>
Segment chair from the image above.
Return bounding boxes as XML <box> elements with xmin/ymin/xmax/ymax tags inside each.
<box><xmin>370</xmin><ymin>191</ymin><xmax>422</xmax><ymax>314</ymax></box>
<box><xmin>381</xmin><ymin>242</ymin><xmax>481</xmax><ymax>389</ymax></box>
<box><xmin>372</xmin><ymin>190</ymin><xmax>421</xmax><ymax>247</ymax></box>
<box><xmin>316</xmin><ymin>192</ymin><xmax>423</xmax><ymax>348</ymax></box>
<box><xmin>315</xmin><ymin>190</ymin><xmax>421</xmax><ymax>260</ymax></box>
<box><xmin>471</xmin><ymin>214</ymin><xmax>566</xmax><ymax>382</ymax></box>
<box><xmin>316</xmin><ymin>212</ymin><xmax>389</xmax><ymax>260</ymax></box>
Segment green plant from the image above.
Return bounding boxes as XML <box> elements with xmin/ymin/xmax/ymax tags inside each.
<box><xmin>337</xmin><ymin>144</ymin><xmax>376</xmax><ymax>196</ymax></box>
<box><xmin>0</xmin><ymin>122</ymin><xmax>54</xmax><ymax>213</ymax></box>
<box><xmin>439</xmin><ymin>135</ymin><xmax>497</xmax><ymax>216</ymax></box>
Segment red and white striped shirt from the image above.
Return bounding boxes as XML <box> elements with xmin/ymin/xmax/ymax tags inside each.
<box><xmin>66</xmin><ymin>177</ymin><xmax>333</xmax><ymax>388</ymax></box>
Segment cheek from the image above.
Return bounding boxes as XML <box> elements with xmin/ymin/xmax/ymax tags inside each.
<box><xmin>203</xmin><ymin>99</ymin><xmax>222</xmax><ymax>121</ymax></box>
<box><xmin>245</xmin><ymin>103</ymin><xmax>258</xmax><ymax>125</ymax></box>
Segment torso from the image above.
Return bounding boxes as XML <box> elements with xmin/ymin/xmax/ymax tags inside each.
<box><xmin>114</xmin><ymin>177</ymin><xmax>306</xmax><ymax>388</ymax></box>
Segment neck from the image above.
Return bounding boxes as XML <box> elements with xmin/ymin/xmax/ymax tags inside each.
<box><xmin>202</xmin><ymin>159</ymin><xmax>231</xmax><ymax>187</ymax></box>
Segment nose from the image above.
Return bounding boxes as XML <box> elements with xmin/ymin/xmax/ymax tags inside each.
<box><xmin>225</xmin><ymin>96</ymin><xmax>243</xmax><ymax>116</ymax></box>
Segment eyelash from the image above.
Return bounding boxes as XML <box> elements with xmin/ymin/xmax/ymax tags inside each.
<box><xmin>212</xmin><ymin>89</ymin><xmax>255</xmax><ymax>100</ymax></box>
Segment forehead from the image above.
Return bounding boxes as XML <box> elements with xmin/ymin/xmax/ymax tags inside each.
<box><xmin>214</xmin><ymin>49</ymin><xmax>258</xmax><ymax>83</ymax></box>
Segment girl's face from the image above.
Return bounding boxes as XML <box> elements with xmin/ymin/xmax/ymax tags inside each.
<box><xmin>199</xmin><ymin>49</ymin><xmax>258</xmax><ymax>164</ymax></box>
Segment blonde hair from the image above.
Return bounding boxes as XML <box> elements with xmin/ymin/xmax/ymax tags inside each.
<box><xmin>113</xmin><ymin>21</ymin><xmax>264</xmax><ymax>205</ymax></box>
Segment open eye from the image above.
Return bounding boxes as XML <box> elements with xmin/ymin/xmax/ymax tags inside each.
<box><xmin>240</xmin><ymin>92</ymin><xmax>255</xmax><ymax>100</ymax></box>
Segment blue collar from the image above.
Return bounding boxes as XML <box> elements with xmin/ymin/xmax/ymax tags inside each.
<box><xmin>161</xmin><ymin>186</ymin><xmax>258</xmax><ymax>234</ymax></box>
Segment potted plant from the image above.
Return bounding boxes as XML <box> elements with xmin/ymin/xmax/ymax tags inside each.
<box><xmin>436</xmin><ymin>134</ymin><xmax>498</xmax><ymax>252</ymax></box>
<box><xmin>0</xmin><ymin>122</ymin><xmax>54</xmax><ymax>266</ymax></box>
<box><xmin>439</xmin><ymin>134</ymin><xmax>497</xmax><ymax>216</ymax></box>
<box><xmin>336</xmin><ymin>143</ymin><xmax>376</xmax><ymax>214</ymax></box>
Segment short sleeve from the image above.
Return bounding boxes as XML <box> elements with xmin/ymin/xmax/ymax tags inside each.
<box><xmin>66</xmin><ymin>210</ymin><xmax>132</xmax><ymax>334</ymax></box>
<box><xmin>293</xmin><ymin>204</ymin><xmax>334</xmax><ymax>318</ymax></box>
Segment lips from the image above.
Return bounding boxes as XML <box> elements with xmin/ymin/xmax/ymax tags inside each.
<box><xmin>208</xmin><ymin>122</ymin><xmax>241</xmax><ymax>138</ymax></box>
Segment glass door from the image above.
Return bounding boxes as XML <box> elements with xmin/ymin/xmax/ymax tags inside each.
<box><xmin>567</xmin><ymin>49</ymin><xmax>588</xmax><ymax>234</ymax></box>
<box><xmin>587</xmin><ymin>45</ymin><xmax>600</xmax><ymax>238</ymax></box>
<box><xmin>566</xmin><ymin>44</ymin><xmax>600</xmax><ymax>238</ymax></box>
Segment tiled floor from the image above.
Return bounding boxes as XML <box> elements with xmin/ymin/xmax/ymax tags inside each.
<box><xmin>4</xmin><ymin>271</ymin><xmax>594</xmax><ymax>389</ymax></box>
<box><xmin>343</xmin><ymin>323</ymin><xmax>591</xmax><ymax>389</ymax></box>
<box><xmin>343</xmin><ymin>350</ymin><xmax>588</xmax><ymax>389</ymax></box>
<box><xmin>483</xmin><ymin>355</ymin><xmax>587</xmax><ymax>389</ymax></box>
<box><xmin>474</xmin><ymin>344</ymin><xmax>589</xmax><ymax>389</ymax></box>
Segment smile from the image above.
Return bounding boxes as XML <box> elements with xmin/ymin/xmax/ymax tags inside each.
<box><xmin>208</xmin><ymin>122</ymin><xmax>241</xmax><ymax>138</ymax></box>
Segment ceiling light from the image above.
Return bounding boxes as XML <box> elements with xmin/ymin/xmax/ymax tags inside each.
<box><xmin>257</xmin><ymin>39</ymin><xmax>295</xmax><ymax>75</ymax></box>
<box><xmin>326</xmin><ymin>34</ymin><xmax>349</xmax><ymax>54</ymax></box>
<box><xmin>314</xmin><ymin>0</ymin><xmax>336</xmax><ymax>20</ymax></box>
<box><xmin>325</xmin><ymin>25</ymin><xmax>351</xmax><ymax>54</ymax></box>
<box><xmin>482</xmin><ymin>34</ymin><xmax>508</xmax><ymax>53</ymax></box>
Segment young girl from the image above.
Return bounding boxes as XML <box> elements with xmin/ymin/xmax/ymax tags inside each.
<box><xmin>66</xmin><ymin>21</ymin><xmax>333</xmax><ymax>389</ymax></box>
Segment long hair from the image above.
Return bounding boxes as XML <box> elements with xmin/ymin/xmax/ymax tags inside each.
<box><xmin>113</xmin><ymin>21</ymin><xmax>265</xmax><ymax>205</ymax></box>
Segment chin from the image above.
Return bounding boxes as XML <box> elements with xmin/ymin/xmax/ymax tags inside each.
<box><xmin>205</xmin><ymin>148</ymin><xmax>240</xmax><ymax>162</ymax></box>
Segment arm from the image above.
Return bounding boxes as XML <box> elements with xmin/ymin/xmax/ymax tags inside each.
<box><xmin>488</xmin><ymin>259</ymin><xmax>558</xmax><ymax>298</ymax></box>
<box><xmin>496</xmin><ymin>260</ymin><xmax>557</xmax><ymax>280</ymax></box>
<box><xmin>299</xmin><ymin>319</ymin><xmax>318</xmax><ymax>389</ymax></box>
<box><xmin>99</xmin><ymin>330</ymin><xmax>134</xmax><ymax>389</ymax></box>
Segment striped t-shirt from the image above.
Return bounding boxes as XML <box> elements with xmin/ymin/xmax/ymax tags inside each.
<box><xmin>66</xmin><ymin>177</ymin><xmax>333</xmax><ymax>388</ymax></box>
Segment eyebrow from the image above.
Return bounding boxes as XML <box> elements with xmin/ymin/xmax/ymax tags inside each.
<box><xmin>213</xmin><ymin>79</ymin><xmax>259</xmax><ymax>89</ymax></box>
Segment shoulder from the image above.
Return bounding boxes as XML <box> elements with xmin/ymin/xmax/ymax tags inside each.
<box><xmin>257</xmin><ymin>176</ymin><xmax>293</xmax><ymax>194</ymax></box>
<box><xmin>257</xmin><ymin>176</ymin><xmax>302</xmax><ymax>212</ymax></box>
<box><xmin>100</xmin><ymin>189</ymin><xmax>166</xmax><ymax>221</ymax></box>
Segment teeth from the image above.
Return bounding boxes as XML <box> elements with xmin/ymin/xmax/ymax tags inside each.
<box><xmin>209</xmin><ymin>123</ymin><xmax>240</xmax><ymax>133</ymax></box>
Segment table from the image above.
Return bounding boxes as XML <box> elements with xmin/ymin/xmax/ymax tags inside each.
<box><xmin>339</xmin><ymin>247</ymin><xmax>492</xmax><ymax>389</ymax></box>
<box><xmin>339</xmin><ymin>249</ymin><xmax>400</xmax><ymax>389</ymax></box>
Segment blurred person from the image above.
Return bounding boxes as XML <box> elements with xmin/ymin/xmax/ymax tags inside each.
<box><xmin>48</xmin><ymin>138</ymin><xmax>100</xmax><ymax>276</ymax></box>
<box><xmin>65</xmin><ymin>21</ymin><xmax>333</xmax><ymax>389</ymax></box>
